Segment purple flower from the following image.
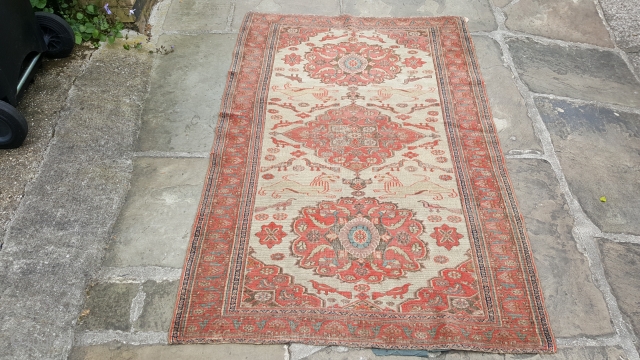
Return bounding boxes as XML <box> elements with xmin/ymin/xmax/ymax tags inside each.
<box><xmin>104</xmin><ymin>3</ymin><xmax>112</xmax><ymax>14</ymax></box>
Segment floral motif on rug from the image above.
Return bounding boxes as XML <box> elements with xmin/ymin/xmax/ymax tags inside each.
<box><xmin>170</xmin><ymin>13</ymin><xmax>556</xmax><ymax>353</ymax></box>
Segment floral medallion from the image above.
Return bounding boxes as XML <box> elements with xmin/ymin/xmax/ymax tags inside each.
<box><xmin>291</xmin><ymin>198</ymin><xmax>428</xmax><ymax>283</ymax></box>
<box><xmin>284</xmin><ymin>104</ymin><xmax>424</xmax><ymax>172</ymax></box>
<box><xmin>304</xmin><ymin>42</ymin><xmax>401</xmax><ymax>86</ymax></box>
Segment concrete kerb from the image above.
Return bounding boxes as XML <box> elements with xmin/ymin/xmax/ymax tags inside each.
<box><xmin>0</xmin><ymin>49</ymin><xmax>97</xmax><ymax>250</ymax></box>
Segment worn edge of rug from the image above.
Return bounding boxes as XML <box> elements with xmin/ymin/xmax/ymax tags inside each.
<box><xmin>169</xmin><ymin>12</ymin><xmax>557</xmax><ymax>354</ymax></box>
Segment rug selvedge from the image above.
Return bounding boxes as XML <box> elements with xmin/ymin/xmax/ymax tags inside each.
<box><xmin>170</xmin><ymin>12</ymin><xmax>556</xmax><ymax>353</ymax></box>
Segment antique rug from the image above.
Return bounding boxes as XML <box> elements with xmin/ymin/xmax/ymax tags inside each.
<box><xmin>170</xmin><ymin>13</ymin><xmax>556</xmax><ymax>353</ymax></box>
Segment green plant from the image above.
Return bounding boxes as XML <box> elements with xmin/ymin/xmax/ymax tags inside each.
<box><xmin>31</xmin><ymin>0</ymin><xmax>124</xmax><ymax>47</ymax></box>
<box><xmin>62</xmin><ymin>0</ymin><xmax>124</xmax><ymax>46</ymax></box>
<box><xmin>30</xmin><ymin>0</ymin><xmax>54</xmax><ymax>13</ymax></box>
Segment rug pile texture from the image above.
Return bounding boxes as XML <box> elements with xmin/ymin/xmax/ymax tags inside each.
<box><xmin>171</xmin><ymin>13</ymin><xmax>556</xmax><ymax>353</ymax></box>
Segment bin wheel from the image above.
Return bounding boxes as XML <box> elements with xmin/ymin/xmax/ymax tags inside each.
<box><xmin>0</xmin><ymin>101</ymin><xmax>28</xmax><ymax>149</ymax></box>
<box><xmin>35</xmin><ymin>12</ymin><xmax>75</xmax><ymax>59</ymax></box>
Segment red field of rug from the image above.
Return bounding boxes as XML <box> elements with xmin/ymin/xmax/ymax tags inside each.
<box><xmin>170</xmin><ymin>13</ymin><xmax>555</xmax><ymax>353</ymax></box>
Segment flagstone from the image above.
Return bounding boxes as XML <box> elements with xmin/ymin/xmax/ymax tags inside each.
<box><xmin>76</xmin><ymin>283</ymin><xmax>139</xmax><ymax>332</ymax></box>
<box><xmin>504</xmin><ymin>346</ymin><xmax>626</xmax><ymax>359</ymax></box>
<box><xmin>103</xmin><ymin>158</ymin><xmax>208</xmax><ymax>268</ymax></box>
<box><xmin>133</xmin><ymin>281</ymin><xmax>179</xmax><ymax>332</ymax></box>
<box><xmin>507</xmin><ymin>159</ymin><xmax>614</xmax><ymax>337</ymax></box>
<box><xmin>535</xmin><ymin>97</ymin><xmax>640</xmax><ymax>235</ymax></box>
<box><xmin>492</xmin><ymin>0</ymin><xmax>512</xmax><ymax>7</ymax></box>
<box><xmin>342</xmin><ymin>0</ymin><xmax>498</xmax><ymax>32</ymax></box>
<box><xmin>597</xmin><ymin>240</ymin><xmax>640</xmax><ymax>352</ymax></box>
<box><xmin>69</xmin><ymin>344</ymin><xmax>286</xmax><ymax>360</ymax></box>
<box><xmin>137</xmin><ymin>34</ymin><xmax>237</xmax><ymax>153</ymax></box>
<box><xmin>507</xmin><ymin>38</ymin><xmax>640</xmax><ymax>108</ymax></box>
<box><xmin>472</xmin><ymin>35</ymin><xmax>542</xmax><ymax>153</ymax></box>
<box><xmin>163</xmin><ymin>0</ymin><xmax>231</xmax><ymax>32</ymax></box>
<box><xmin>503</xmin><ymin>0</ymin><xmax>614</xmax><ymax>48</ymax></box>
<box><xmin>231</xmin><ymin>0</ymin><xmax>341</xmax><ymax>30</ymax></box>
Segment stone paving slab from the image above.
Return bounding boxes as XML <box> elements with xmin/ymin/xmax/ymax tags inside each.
<box><xmin>535</xmin><ymin>97</ymin><xmax>640</xmax><ymax>235</ymax></box>
<box><xmin>504</xmin><ymin>346</ymin><xmax>627</xmax><ymax>359</ymax></box>
<box><xmin>136</xmin><ymin>34</ymin><xmax>237</xmax><ymax>153</ymax></box>
<box><xmin>506</xmin><ymin>159</ymin><xmax>613</xmax><ymax>337</ymax></box>
<box><xmin>163</xmin><ymin>0</ymin><xmax>231</xmax><ymax>32</ymax></box>
<box><xmin>135</xmin><ymin>280</ymin><xmax>179</xmax><ymax>332</ymax></box>
<box><xmin>103</xmin><ymin>157</ymin><xmax>209</xmax><ymax>268</ymax></box>
<box><xmin>78</xmin><ymin>283</ymin><xmax>140</xmax><ymax>332</ymax></box>
<box><xmin>69</xmin><ymin>343</ymin><xmax>286</xmax><ymax>360</ymax></box>
<box><xmin>507</xmin><ymin>38</ymin><xmax>640</xmax><ymax>108</ymax></box>
<box><xmin>231</xmin><ymin>0</ymin><xmax>341</xmax><ymax>30</ymax></box>
<box><xmin>503</xmin><ymin>0</ymin><xmax>614</xmax><ymax>48</ymax></box>
<box><xmin>342</xmin><ymin>0</ymin><xmax>497</xmax><ymax>32</ymax></box>
<box><xmin>598</xmin><ymin>239</ymin><xmax>640</xmax><ymax>352</ymax></box>
<box><xmin>472</xmin><ymin>35</ymin><xmax>542</xmax><ymax>153</ymax></box>
<box><xmin>492</xmin><ymin>0</ymin><xmax>511</xmax><ymax>7</ymax></box>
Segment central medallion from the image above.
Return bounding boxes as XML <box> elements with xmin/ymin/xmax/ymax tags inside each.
<box><xmin>291</xmin><ymin>198</ymin><xmax>428</xmax><ymax>283</ymax></box>
<box><xmin>283</xmin><ymin>104</ymin><xmax>425</xmax><ymax>172</ymax></box>
<box><xmin>304</xmin><ymin>42</ymin><xmax>401</xmax><ymax>86</ymax></box>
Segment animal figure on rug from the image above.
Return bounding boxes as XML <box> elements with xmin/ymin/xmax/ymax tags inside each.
<box><xmin>370</xmin><ymin>84</ymin><xmax>435</xmax><ymax>102</ymax></box>
<box><xmin>309</xmin><ymin>280</ymin><xmax>352</xmax><ymax>299</ymax></box>
<box><xmin>373</xmin><ymin>172</ymin><xmax>458</xmax><ymax>200</ymax></box>
<box><xmin>408</xmin><ymin>140</ymin><xmax>440</xmax><ymax>150</ymax></box>
<box><xmin>258</xmin><ymin>173</ymin><xmax>341</xmax><ymax>198</ymax></box>
<box><xmin>372</xmin><ymin>283</ymin><xmax>411</xmax><ymax>300</ymax></box>
<box><xmin>254</xmin><ymin>198</ymin><xmax>295</xmax><ymax>212</ymax></box>
<box><xmin>271</xmin><ymin>83</ymin><xmax>338</xmax><ymax>103</ymax></box>
<box><xmin>271</xmin><ymin>137</ymin><xmax>300</xmax><ymax>149</ymax></box>
<box><xmin>418</xmin><ymin>200</ymin><xmax>463</xmax><ymax>215</ymax></box>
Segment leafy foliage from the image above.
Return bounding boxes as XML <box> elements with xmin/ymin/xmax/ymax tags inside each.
<box><xmin>31</xmin><ymin>0</ymin><xmax>124</xmax><ymax>47</ymax></box>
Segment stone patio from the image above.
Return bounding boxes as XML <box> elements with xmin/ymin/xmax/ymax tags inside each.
<box><xmin>1</xmin><ymin>0</ymin><xmax>639</xmax><ymax>359</ymax></box>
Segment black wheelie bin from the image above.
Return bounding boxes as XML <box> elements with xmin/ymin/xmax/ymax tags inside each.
<box><xmin>0</xmin><ymin>0</ymin><xmax>74</xmax><ymax>148</ymax></box>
